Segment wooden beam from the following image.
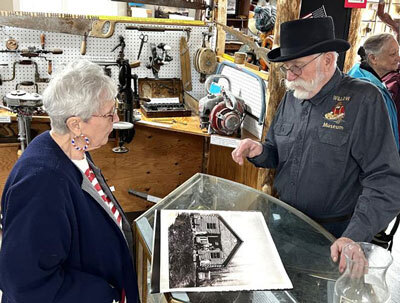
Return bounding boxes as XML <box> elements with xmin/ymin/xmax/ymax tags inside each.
<box><xmin>256</xmin><ymin>0</ymin><xmax>302</xmax><ymax>194</ymax></box>
<box><xmin>343</xmin><ymin>8</ymin><xmax>363</xmax><ymax>73</ymax></box>
<box><xmin>215</xmin><ymin>0</ymin><xmax>227</xmax><ymax>56</ymax></box>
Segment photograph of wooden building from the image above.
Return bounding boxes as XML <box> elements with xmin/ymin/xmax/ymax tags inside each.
<box><xmin>192</xmin><ymin>213</ymin><xmax>242</xmax><ymax>272</ymax></box>
<box><xmin>167</xmin><ymin>212</ymin><xmax>242</xmax><ymax>288</ymax></box>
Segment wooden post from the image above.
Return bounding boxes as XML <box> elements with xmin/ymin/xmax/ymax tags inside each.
<box><xmin>343</xmin><ymin>8</ymin><xmax>363</xmax><ymax>73</ymax></box>
<box><xmin>256</xmin><ymin>0</ymin><xmax>302</xmax><ymax>194</ymax></box>
<box><xmin>215</xmin><ymin>0</ymin><xmax>227</xmax><ymax>56</ymax></box>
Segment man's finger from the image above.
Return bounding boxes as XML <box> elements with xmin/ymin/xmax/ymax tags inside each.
<box><xmin>339</xmin><ymin>250</ymin><xmax>347</xmax><ymax>273</ymax></box>
<box><xmin>232</xmin><ymin>148</ymin><xmax>245</xmax><ymax>165</ymax></box>
<box><xmin>232</xmin><ymin>141</ymin><xmax>251</xmax><ymax>164</ymax></box>
<box><xmin>330</xmin><ymin>242</ymin><xmax>339</xmax><ymax>263</ymax></box>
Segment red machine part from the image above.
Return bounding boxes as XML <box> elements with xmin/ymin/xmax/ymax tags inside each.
<box><xmin>209</xmin><ymin>98</ymin><xmax>246</xmax><ymax>135</ymax></box>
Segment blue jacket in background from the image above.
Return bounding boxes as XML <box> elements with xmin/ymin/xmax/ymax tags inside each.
<box><xmin>348</xmin><ymin>62</ymin><xmax>400</xmax><ymax>150</ymax></box>
<box><xmin>0</xmin><ymin>131</ymin><xmax>140</xmax><ymax>303</ymax></box>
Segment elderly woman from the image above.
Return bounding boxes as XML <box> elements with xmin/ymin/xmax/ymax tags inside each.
<box><xmin>348</xmin><ymin>33</ymin><xmax>400</xmax><ymax>150</ymax></box>
<box><xmin>0</xmin><ymin>60</ymin><xmax>139</xmax><ymax>302</ymax></box>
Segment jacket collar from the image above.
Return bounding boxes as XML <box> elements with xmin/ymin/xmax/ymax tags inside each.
<box><xmin>360</xmin><ymin>61</ymin><xmax>381</xmax><ymax>81</ymax></box>
<box><xmin>43</xmin><ymin>131</ymin><xmax>130</xmax><ymax>242</ymax></box>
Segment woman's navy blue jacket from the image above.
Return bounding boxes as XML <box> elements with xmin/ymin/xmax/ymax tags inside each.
<box><xmin>0</xmin><ymin>131</ymin><xmax>139</xmax><ymax>303</ymax></box>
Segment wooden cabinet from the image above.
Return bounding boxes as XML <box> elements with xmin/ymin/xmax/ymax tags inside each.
<box><xmin>224</xmin><ymin>0</ymin><xmax>251</xmax><ymax>53</ymax></box>
<box><xmin>227</xmin><ymin>0</ymin><xmax>251</xmax><ymax>29</ymax></box>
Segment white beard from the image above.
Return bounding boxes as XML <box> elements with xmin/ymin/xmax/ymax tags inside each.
<box><xmin>285</xmin><ymin>65</ymin><xmax>325</xmax><ymax>99</ymax></box>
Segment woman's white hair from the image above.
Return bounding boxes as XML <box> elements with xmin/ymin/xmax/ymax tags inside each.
<box><xmin>363</xmin><ymin>33</ymin><xmax>395</xmax><ymax>63</ymax></box>
<box><xmin>42</xmin><ymin>59</ymin><xmax>117</xmax><ymax>134</ymax></box>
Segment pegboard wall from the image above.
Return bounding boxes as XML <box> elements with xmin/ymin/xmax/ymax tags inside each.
<box><xmin>0</xmin><ymin>21</ymin><xmax>215</xmax><ymax>99</ymax></box>
<box><xmin>0</xmin><ymin>21</ymin><xmax>267</xmax><ymax>139</ymax></box>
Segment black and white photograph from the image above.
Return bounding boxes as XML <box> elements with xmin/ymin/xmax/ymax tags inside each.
<box><xmin>152</xmin><ymin>209</ymin><xmax>293</xmax><ymax>293</ymax></box>
<box><xmin>227</xmin><ymin>0</ymin><xmax>238</xmax><ymax>15</ymax></box>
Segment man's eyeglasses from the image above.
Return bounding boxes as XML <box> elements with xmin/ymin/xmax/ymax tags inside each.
<box><xmin>91</xmin><ymin>98</ymin><xmax>119</xmax><ymax>122</ymax></box>
<box><xmin>279</xmin><ymin>53</ymin><xmax>323</xmax><ymax>77</ymax></box>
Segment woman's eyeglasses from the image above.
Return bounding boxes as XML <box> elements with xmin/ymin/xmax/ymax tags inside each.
<box><xmin>91</xmin><ymin>98</ymin><xmax>119</xmax><ymax>122</ymax></box>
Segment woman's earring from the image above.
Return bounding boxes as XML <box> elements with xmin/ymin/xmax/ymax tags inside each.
<box><xmin>71</xmin><ymin>134</ymin><xmax>90</xmax><ymax>151</ymax></box>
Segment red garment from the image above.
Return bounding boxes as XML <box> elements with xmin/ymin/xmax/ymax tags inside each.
<box><xmin>85</xmin><ymin>168</ymin><xmax>123</xmax><ymax>228</ymax></box>
<box><xmin>383</xmin><ymin>70</ymin><xmax>400</xmax><ymax>135</ymax></box>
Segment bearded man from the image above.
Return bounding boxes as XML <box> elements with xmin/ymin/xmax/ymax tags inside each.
<box><xmin>232</xmin><ymin>17</ymin><xmax>400</xmax><ymax>272</ymax></box>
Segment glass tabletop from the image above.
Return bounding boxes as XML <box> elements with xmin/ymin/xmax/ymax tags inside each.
<box><xmin>135</xmin><ymin>173</ymin><xmax>340</xmax><ymax>303</ymax></box>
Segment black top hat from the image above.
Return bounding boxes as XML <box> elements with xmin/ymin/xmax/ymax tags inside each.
<box><xmin>267</xmin><ymin>17</ymin><xmax>350</xmax><ymax>62</ymax></box>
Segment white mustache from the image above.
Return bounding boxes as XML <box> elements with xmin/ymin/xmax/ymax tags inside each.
<box><xmin>285</xmin><ymin>78</ymin><xmax>316</xmax><ymax>92</ymax></box>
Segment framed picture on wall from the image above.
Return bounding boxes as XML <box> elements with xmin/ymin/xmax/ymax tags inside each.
<box><xmin>227</xmin><ymin>0</ymin><xmax>238</xmax><ymax>16</ymax></box>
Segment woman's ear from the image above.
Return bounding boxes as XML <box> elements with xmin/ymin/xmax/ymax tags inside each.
<box><xmin>65</xmin><ymin>117</ymin><xmax>82</xmax><ymax>136</ymax></box>
<box><xmin>368</xmin><ymin>54</ymin><xmax>377</xmax><ymax>65</ymax></box>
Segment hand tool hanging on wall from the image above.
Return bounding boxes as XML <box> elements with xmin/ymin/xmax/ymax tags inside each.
<box><xmin>0</xmin><ymin>10</ymin><xmax>205</xmax><ymax>41</ymax></box>
<box><xmin>0</xmin><ymin>46</ymin><xmax>63</xmax><ymax>83</ymax></box>
<box><xmin>146</xmin><ymin>42</ymin><xmax>173</xmax><ymax>79</ymax></box>
<box><xmin>5</xmin><ymin>38</ymin><xmax>18</xmax><ymax>50</ymax></box>
<box><xmin>180</xmin><ymin>36</ymin><xmax>192</xmax><ymax>91</ymax></box>
<box><xmin>0</xmin><ymin>47</ymin><xmax>63</xmax><ymax>57</ymax></box>
<box><xmin>1</xmin><ymin>25</ymin><xmax>19</xmax><ymax>50</ymax></box>
<box><xmin>41</xmin><ymin>33</ymin><xmax>56</xmax><ymax>73</ymax></box>
<box><xmin>40</xmin><ymin>33</ymin><xmax>45</xmax><ymax>50</ymax></box>
<box><xmin>0</xmin><ymin>59</ymin><xmax>52</xmax><ymax>85</ymax></box>
<box><xmin>137</xmin><ymin>33</ymin><xmax>148</xmax><ymax>60</ymax></box>
<box><xmin>194</xmin><ymin>27</ymin><xmax>217</xmax><ymax>83</ymax></box>
<box><xmin>80</xmin><ymin>32</ymin><xmax>88</xmax><ymax>55</ymax></box>
<box><xmin>125</xmin><ymin>26</ymin><xmax>192</xmax><ymax>42</ymax></box>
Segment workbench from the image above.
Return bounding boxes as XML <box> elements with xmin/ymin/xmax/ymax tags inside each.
<box><xmin>0</xmin><ymin>108</ymin><xmax>259</xmax><ymax>214</ymax></box>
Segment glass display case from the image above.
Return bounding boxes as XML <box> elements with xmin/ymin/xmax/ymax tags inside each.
<box><xmin>134</xmin><ymin>173</ymin><xmax>340</xmax><ymax>303</ymax></box>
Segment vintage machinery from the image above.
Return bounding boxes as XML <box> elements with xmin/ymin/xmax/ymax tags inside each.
<box><xmin>199</xmin><ymin>74</ymin><xmax>246</xmax><ymax>136</ymax></box>
<box><xmin>112</xmin><ymin>35</ymin><xmax>136</xmax><ymax>151</ymax></box>
<box><xmin>2</xmin><ymin>89</ymin><xmax>43</xmax><ymax>152</ymax></box>
<box><xmin>111</xmin><ymin>36</ymin><xmax>151</xmax><ymax>152</ymax></box>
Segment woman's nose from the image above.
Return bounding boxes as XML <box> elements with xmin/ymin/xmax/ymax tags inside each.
<box><xmin>113</xmin><ymin>112</ymin><xmax>120</xmax><ymax>123</ymax></box>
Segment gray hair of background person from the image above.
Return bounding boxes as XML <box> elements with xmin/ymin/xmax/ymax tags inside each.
<box><xmin>42</xmin><ymin>59</ymin><xmax>118</xmax><ymax>135</ymax></box>
<box><xmin>363</xmin><ymin>33</ymin><xmax>396</xmax><ymax>63</ymax></box>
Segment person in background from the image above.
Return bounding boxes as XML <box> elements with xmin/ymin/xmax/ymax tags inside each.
<box><xmin>383</xmin><ymin>67</ymin><xmax>400</xmax><ymax>140</ymax></box>
<box><xmin>231</xmin><ymin>17</ymin><xmax>400</xmax><ymax>272</ymax></box>
<box><xmin>0</xmin><ymin>60</ymin><xmax>140</xmax><ymax>303</ymax></box>
<box><xmin>348</xmin><ymin>33</ymin><xmax>400</xmax><ymax>151</ymax></box>
<box><xmin>377</xmin><ymin>1</ymin><xmax>400</xmax><ymax>131</ymax></box>
<box><xmin>377</xmin><ymin>0</ymin><xmax>399</xmax><ymax>42</ymax></box>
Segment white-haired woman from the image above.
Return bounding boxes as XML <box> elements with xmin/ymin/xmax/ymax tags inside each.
<box><xmin>348</xmin><ymin>33</ymin><xmax>400</xmax><ymax>151</ymax></box>
<box><xmin>0</xmin><ymin>60</ymin><xmax>139</xmax><ymax>303</ymax></box>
